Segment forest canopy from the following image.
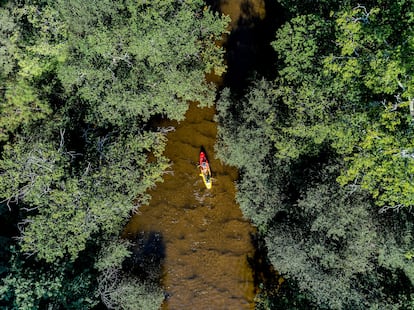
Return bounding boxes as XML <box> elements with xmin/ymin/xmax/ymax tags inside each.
<box><xmin>0</xmin><ymin>0</ymin><xmax>228</xmax><ymax>308</ymax></box>
<box><xmin>2</xmin><ymin>0</ymin><xmax>414</xmax><ymax>309</ymax></box>
<box><xmin>215</xmin><ymin>0</ymin><xmax>414</xmax><ymax>309</ymax></box>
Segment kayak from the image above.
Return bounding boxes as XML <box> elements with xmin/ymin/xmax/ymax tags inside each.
<box><xmin>199</xmin><ymin>151</ymin><xmax>212</xmax><ymax>189</ymax></box>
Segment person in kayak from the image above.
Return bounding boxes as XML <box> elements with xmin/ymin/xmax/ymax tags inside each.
<box><xmin>199</xmin><ymin>151</ymin><xmax>212</xmax><ymax>188</ymax></box>
<box><xmin>200</xmin><ymin>152</ymin><xmax>208</xmax><ymax>171</ymax></box>
<box><xmin>201</xmin><ymin>161</ymin><xmax>208</xmax><ymax>174</ymax></box>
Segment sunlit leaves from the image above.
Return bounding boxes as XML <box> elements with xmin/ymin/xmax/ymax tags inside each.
<box><xmin>338</xmin><ymin>120</ymin><xmax>414</xmax><ymax>209</ymax></box>
<box><xmin>272</xmin><ymin>14</ymin><xmax>328</xmax><ymax>84</ymax></box>
<box><xmin>1</xmin><ymin>0</ymin><xmax>227</xmax><ymax>308</ymax></box>
<box><xmin>1</xmin><ymin>79</ymin><xmax>52</xmax><ymax>142</ymax></box>
<box><xmin>216</xmin><ymin>1</ymin><xmax>414</xmax><ymax>308</ymax></box>
<box><xmin>0</xmin><ymin>7</ymin><xmax>18</xmax><ymax>79</ymax></box>
<box><xmin>56</xmin><ymin>0</ymin><xmax>228</xmax><ymax>126</ymax></box>
<box><xmin>270</xmin><ymin>2</ymin><xmax>414</xmax><ymax>209</ymax></box>
<box><xmin>0</xmin><ymin>131</ymin><xmax>168</xmax><ymax>263</ymax></box>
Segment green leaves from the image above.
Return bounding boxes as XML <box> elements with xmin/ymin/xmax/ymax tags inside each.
<box><xmin>272</xmin><ymin>15</ymin><xmax>328</xmax><ymax>84</ymax></box>
<box><xmin>0</xmin><ymin>247</ymin><xmax>98</xmax><ymax>309</ymax></box>
<box><xmin>56</xmin><ymin>0</ymin><xmax>228</xmax><ymax>126</ymax></box>
<box><xmin>95</xmin><ymin>238</ymin><xmax>164</xmax><ymax>310</ymax></box>
<box><xmin>0</xmin><ymin>3</ymin><xmax>67</xmax><ymax>142</ymax></box>
<box><xmin>1</xmin><ymin>0</ymin><xmax>228</xmax><ymax>308</ymax></box>
<box><xmin>269</xmin><ymin>2</ymin><xmax>414</xmax><ymax>209</ymax></box>
<box><xmin>338</xmin><ymin>121</ymin><xmax>414</xmax><ymax>209</ymax></box>
<box><xmin>216</xmin><ymin>1</ymin><xmax>414</xmax><ymax>308</ymax></box>
<box><xmin>0</xmin><ymin>131</ymin><xmax>168</xmax><ymax>263</ymax></box>
<box><xmin>1</xmin><ymin>79</ymin><xmax>52</xmax><ymax>141</ymax></box>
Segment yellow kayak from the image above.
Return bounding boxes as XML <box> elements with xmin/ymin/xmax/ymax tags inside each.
<box><xmin>199</xmin><ymin>151</ymin><xmax>212</xmax><ymax>189</ymax></box>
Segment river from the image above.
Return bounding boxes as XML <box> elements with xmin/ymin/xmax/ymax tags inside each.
<box><xmin>123</xmin><ymin>1</ymin><xmax>270</xmax><ymax>309</ymax></box>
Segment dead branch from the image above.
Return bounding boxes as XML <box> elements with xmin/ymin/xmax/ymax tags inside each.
<box><xmin>157</xmin><ymin>126</ymin><xmax>176</xmax><ymax>134</ymax></box>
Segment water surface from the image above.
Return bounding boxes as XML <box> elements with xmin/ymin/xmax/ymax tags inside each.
<box><xmin>124</xmin><ymin>1</ymin><xmax>269</xmax><ymax>309</ymax></box>
<box><xmin>124</xmin><ymin>102</ymin><xmax>256</xmax><ymax>309</ymax></box>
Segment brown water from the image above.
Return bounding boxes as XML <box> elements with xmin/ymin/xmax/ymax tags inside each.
<box><xmin>123</xmin><ymin>1</ymin><xmax>267</xmax><ymax>309</ymax></box>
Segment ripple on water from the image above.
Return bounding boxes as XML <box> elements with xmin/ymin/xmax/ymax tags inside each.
<box><xmin>123</xmin><ymin>0</ymin><xmax>268</xmax><ymax>303</ymax></box>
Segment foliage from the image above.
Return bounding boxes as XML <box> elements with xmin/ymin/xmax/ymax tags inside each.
<box><xmin>215</xmin><ymin>5</ymin><xmax>414</xmax><ymax>303</ymax></box>
<box><xmin>0</xmin><ymin>0</ymin><xmax>228</xmax><ymax>308</ymax></box>
<box><xmin>0</xmin><ymin>247</ymin><xmax>98</xmax><ymax>309</ymax></box>
<box><xmin>269</xmin><ymin>3</ymin><xmax>414</xmax><ymax>209</ymax></box>
<box><xmin>0</xmin><ymin>131</ymin><xmax>168</xmax><ymax>263</ymax></box>
<box><xmin>326</xmin><ymin>4</ymin><xmax>414</xmax><ymax>209</ymax></box>
<box><xmin>95</xmin><ymin>238</ymin><xmax>164</xmax><ymax>310</ymax></box>
<box><xmin>55</xmin><ymin>0</ymin><xmax>229</xmax><ymax>126</ymax></box>
<box><xmin>216</xmin><ymin>76</ymin><xmax>414</xmax><ymax>307</ymax></box>
<box><xmin>215</xmin><ymin>80</ymin><xmax>287</xmax><ymax>231</ymax></box>
<box><xmin>0</xmin><ymin>4</ymin><xmax>57</xmax><ymax>142</ymax></box>
<box><xmin>266</xmin><ymin>175</ymin><xmax>378</xmax><ymax>309</ymax></box>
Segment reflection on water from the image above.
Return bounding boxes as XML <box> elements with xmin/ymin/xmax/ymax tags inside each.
<box><xmin>220</xmin><ymin>0</ymin><xmax>265</xmax><ymax>29</ymax></box>
<box><xmin>123</xmin><ymin>1</ymin><xmax>269</xmax><ymax>309</ymax></box>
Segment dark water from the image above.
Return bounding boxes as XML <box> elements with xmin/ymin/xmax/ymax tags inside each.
<box><xmin>123</xmin><ymin>1</ymin><xmax>280</xmax><ymax>309</ymax></box>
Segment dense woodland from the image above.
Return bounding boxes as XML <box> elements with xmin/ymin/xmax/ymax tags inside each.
<box><xmin>216</xmin><ymin>0</ymin><xmax>414</xmax><ymax>309</ymax></box>
<box><xmin>0</xmin><ymin>0</ymin><xmax>228</xmax><ymax>308</ymax></box>
<box><xmin>1</xmin><ymin>0</ymin><xmax>414</xmax><ymax>309</ymax></box>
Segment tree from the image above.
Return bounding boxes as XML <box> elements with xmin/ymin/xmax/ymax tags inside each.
<box><xmin>326</xmin><ymin>4</ymin><xmax>414</xmax><ymax>209</ymax></box>
<box><xmin>0</xmin><ymin>130</ymin><xmax>168</xmax><ymax>263</ymax></box>
<box><xmin>1</xmin><ymin>1</ymin><xmax>229</xmax><ymax>307</ymax></box>
<box><xmin>265</xmin><ymin>173</ymin><xmax>379</xmax><ymax>309</ymax></box>
<box><xmin>215</xmin><ymin>6</ymin><xmax>414</xmax><ymax>303</ymax></box>
<box><xmin>95</xmin><ymin>239</ymin><xmax>164</xmax><ymax>310</ymax></box>
<box><xmin>0</xmin><ymin>247</ymin><xmax>98</xmax><ymax>309</ymax></box>
<box><xmin>215</xmin><ymin>80</ymin><xmax>287</xmax><ymax>231</ymax></box>
<box><xmin>0</xmin><ymin>4</ymin><xmax>60</xmax><ymax>142</ymax></box>
<box><xmin>55</xmin><ymin>0</ymin><xmax>229</xmax><ymax>127</ymax></box>
<box><xmin>266</xmin><ymin>3</ymin><xmax>414</xmax><ymax>209</ymax></box>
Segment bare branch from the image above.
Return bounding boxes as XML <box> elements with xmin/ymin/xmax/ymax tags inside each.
<box><xmin>98</xmin><ymin>267</ymin><xmax>121</xmax><ymax>309</ymax></box>
<box><xmin>352</xmin><ymin>4</ymin><xmax>371</xmax><ymax>24</ymax></box>
<box><xmin>157</xmin><ymin>126</ymin><xmax>176</xmax><ymax>134</ymax></box>
<box><xmin>59</xmin><ymin>129</ymin><xmax>66</xmax><ymax>151</ymax></box>
<box><xmin>379</xmin><ymin>204</ymin><xmax>404</xmax><ymax>214</ymax></box>
<box><xmin>21</xmin><ymin>206</ymin><xmax>40</xmax><ymax>212</ymax></box>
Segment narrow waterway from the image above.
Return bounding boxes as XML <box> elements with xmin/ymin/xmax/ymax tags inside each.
<box><xmin>123</xmin><ymin>1</ymin><xmax>274</xmax><ymax>309</ymax></box>
<box><xmin>125</xmin><ymin>101</ymin><xmax>255</xmax><ymax>309</ymax></box>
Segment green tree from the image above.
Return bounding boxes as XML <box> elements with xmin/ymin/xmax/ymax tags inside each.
<box><xmin>0</xmin><ymin>247</ymin><xmax>97</xmax><ymax>309</ymax></box>
<box><xmin>267</xmin><ymin>4</ymin><xmax>414</xmax><ymax>209</ymax></box>
<box><xmin>1</xmin><ymin>1</ymin><xmax>229</xmax><ymax>308</ymax></box>
<box><xmin>215</xmin><ymin>9</ymin><xmax>414</xmax><ymax>301</ymax></box>
<box><xmin>55</xmin><ymin>0</ymin><xmax>229</xmax><ymax>127</ymax></box>
<box><xmin>325</xmin><ymin>4</ymin><xmax>414</xmax><ymax>209</ymax></box>
<box><xmin>215</xmin><ymin>80</ymin><xmax>286</xmax><ymax>231</ymax></box>
<box><xmin>265</xmin><ymin>172</ymin><xmax>378</xmax><ymax>309</ymax></box>
<box><xmin>95</xmin><ymin>239</ymin><xmax>164</xmax><ymax>310</ymax></box>
<box><xmin>0</xmin><ymin>131</ymin><xmax>168</xmax><ymax>263</ymax></box>
<box><xmin>0</xmin><ymin>4</ymin><xmax>61</xmax><ymax>142</ymax></box>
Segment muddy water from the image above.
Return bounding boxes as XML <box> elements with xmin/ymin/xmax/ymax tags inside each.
<box><xmin>125</xmin><ymin>102</ymin><xmax>255</xmax><ymax>309</ymax></box>
<box><xmin>124</xmin><ymin>1</ymin><xmax>268</xmax><ymax>309</ymax></box>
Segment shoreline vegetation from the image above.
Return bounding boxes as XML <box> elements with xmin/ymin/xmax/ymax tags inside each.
<box><xmin>215</xmin><ymin>0</ymin><xmax>414</xmax><ymax>309</ymax></box>
<box><xmin>1</xmin><ymin>0</ymin><xmax>414</xmax><ymax>309</ymax></box>
<box><xmin>0</xmin><ymin>1</ymin><xmax>229</xmax><ymax>308</ymax></box>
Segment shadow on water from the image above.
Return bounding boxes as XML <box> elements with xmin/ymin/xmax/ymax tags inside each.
<box><xmin>212</xmin><ymin>0</ymin><xmax>285</xmax><ymax>92</ymax></box>
<box><xmin>247</xmin><ymin>233</ymin><xmax>283</xmax><ymax>301</ymax></box>
<box><xmin>123</xmin><ymin>231</ymin><xmax>166</xmax><ymax>282</ymax></box>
